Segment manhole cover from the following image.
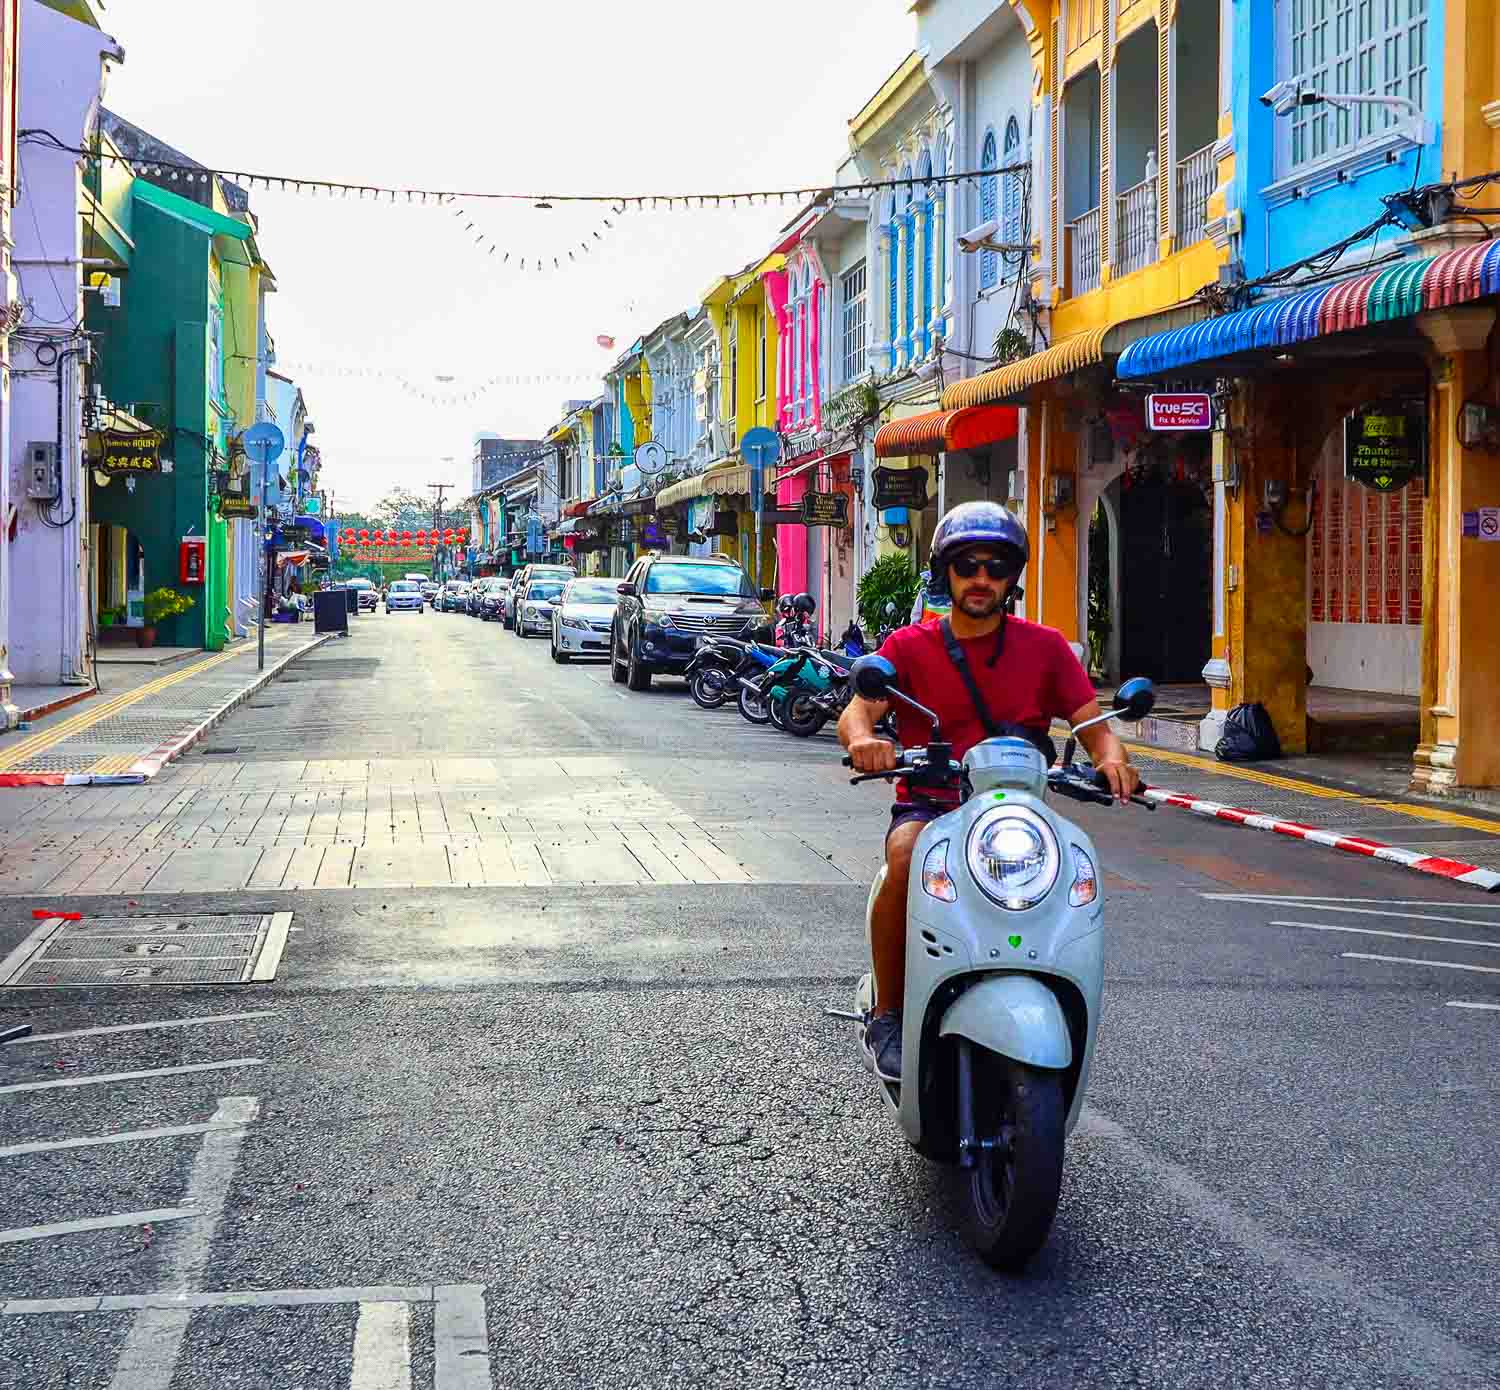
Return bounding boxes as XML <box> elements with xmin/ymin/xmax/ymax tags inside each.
<box><xmin>200</xmin><ymin>746</ymin><xmax>240</xmax><ymax>755</ymax></box>
<box><xmin>0</xmin><ymin>913</ymin><xmax>293</xmax><ymax>988</ymax></box>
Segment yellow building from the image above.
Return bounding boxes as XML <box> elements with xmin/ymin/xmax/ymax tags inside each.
<box><xmin>656</xmin><ymin>255</ymin><xmax>783</xmax><ymax>586</ymax></box>
<box><xmin>943</xmin><ymin>0</ymin><xmax>1233</xmax><ymax>671</ymax></box>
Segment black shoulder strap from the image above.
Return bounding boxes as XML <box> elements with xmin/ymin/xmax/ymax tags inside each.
<box><xmin>939</xmin><ymin>619</ymin><xmax>1004</xmax><ymax>737</ymax></box>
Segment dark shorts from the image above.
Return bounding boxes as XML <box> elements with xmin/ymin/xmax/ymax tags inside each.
<box><xmin>886</xmin><ymin>801</ymin><xmax>950</xmax><ymax>846</ymax></box>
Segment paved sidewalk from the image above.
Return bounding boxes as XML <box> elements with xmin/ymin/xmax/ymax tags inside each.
<box><xmin>0</xmin><ymin>627</ymin><xmax>333</xmax><ymax>787</ymax></box>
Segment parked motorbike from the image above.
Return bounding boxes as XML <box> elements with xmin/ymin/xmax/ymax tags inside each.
<box><xmin>832</xmin><ymin>655</ymin><xmax>1156</xmax><ymax>1270</ymax></box>
<box><xmin>763</xmin><ymin>645</ymin><xmax>852</xmax><ymax>738</ymax></box>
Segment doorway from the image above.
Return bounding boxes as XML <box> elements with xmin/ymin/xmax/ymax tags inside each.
<box><xmin>1117</xmin><ymin>467</ymin><xmax>1212</xmax><ymax>682</ymax></box>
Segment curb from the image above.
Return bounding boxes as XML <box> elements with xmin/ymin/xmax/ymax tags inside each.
<box><xmin>1144</xmin><ymin>788</ymin><xmax>1500</xmax><ymax>892</ymax></box>
<box><xmin>19</xmin><ymin>685</ymin><xmax>98</xmax><ymax>724</ymax></box>
<box><xmin>125</xmin><ymin>634</ymin><xmax>336</xmax><ymax>782</ymax></box>
<box><xmin>0</xmin><ymin>635</ymin><xmax>334</xmax><ymax>788</ymax></box>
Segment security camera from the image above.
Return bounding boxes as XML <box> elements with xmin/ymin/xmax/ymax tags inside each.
<box><xmin>957</xmin><ymin>220</ymin><xmax>1000</xmax><ymax>254</ymax></box>
<box><xmin>1261</xmin><ymin>82</ymin><xmax>1324</xmax><ymax>117</ymax></box>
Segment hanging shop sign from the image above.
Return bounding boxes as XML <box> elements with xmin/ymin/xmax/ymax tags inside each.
<box><xmin>800</xmin><ymin>491</ymin><xmax>850</xmax><ymax>527</ymax></box>
<box><xmin>872</xmin><ymin>465</ymin><xmax>929</xmax><ymax>511</ymax></box>
<box><xmin>706</xmin><ymin>510</ymin><xmax>740</xmax><ymax>538</ymax></box>
<box><xmin>94</xmin><ymin>429</ymin><xmax>164</xmax><ymax>475</ymax></box>
<box><xmin>1345</xmin><ymin>399</ymin><xmax>1426</xmax><ymax>493</ymax></box>
<box><xmin>219</xmin><ymin>497</ymin><xmax>259</xmax><ymax>520</ymax></box>
<box><xmin>1146</xmin><ymin>393</ymin><xmax>1213</xmax><ymax>432</ymax></box>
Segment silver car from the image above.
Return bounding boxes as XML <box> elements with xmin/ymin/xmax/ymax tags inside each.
<box><xmin>550</xmin><ymin>577</ymin><xmax>619</xmax><ymax>662</ymax></box>
<box><xmin>384</xmin><ymin>579</ymin><xmax>424</xmax><ymax>613</ymax></box>
<box><xmin>515</xmin><ymin>576</ymin><xmax>567</xmax><ymax>637</ymax></box>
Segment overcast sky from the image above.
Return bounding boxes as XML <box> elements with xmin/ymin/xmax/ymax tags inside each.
<box><xmin>96</xmin><ymin>1</ymin><xmax>914</xmax><ymax>512</ymax></box>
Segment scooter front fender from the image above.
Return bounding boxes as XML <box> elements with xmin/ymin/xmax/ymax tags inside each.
<box><xmin>937</xmin><ymin>973</ymin><xmax>1072</xmax><ymax>1071</ymax></box>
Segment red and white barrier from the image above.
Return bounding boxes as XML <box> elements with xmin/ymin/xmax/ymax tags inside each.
<box><xmin>1144</xmin><ymin>788</ymin><xmax>1500</xmax><ymax>892</ymax></box>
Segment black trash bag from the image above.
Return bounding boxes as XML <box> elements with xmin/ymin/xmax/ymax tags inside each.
<box><xmin>1215</xmin><ymin>702</ymin><xmax>1282</xmax><ymax>762</ymax></box>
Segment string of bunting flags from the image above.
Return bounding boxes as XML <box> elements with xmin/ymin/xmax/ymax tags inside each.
<box><xmin>20</xmin><ymin>130</ymin><xmax>1027</xmax><ymax>210</ymax></box>
<box><xmin>443</xmin><ymin>196</ymin><xmax>624</xmax><ymax>275</ymax></box>
<box><xmin>271</xmin><ymin>359</ymin><xmax>604</xmax><ymax>408</ymax></box>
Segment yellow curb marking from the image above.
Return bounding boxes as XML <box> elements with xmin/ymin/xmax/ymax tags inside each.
<box><xmin>0</xmin><ymin>635</ymin><xmax>306</xmax><ymax>773</ymax></box>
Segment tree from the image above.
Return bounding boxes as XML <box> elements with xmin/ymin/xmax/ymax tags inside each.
<box><xmin>370</xmin><ymin>487</ymin><xmax>465</xmax><ymax>532</ymax></box>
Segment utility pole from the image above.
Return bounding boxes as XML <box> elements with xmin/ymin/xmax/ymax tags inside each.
<box><xmin>428</xmin><ymin>482</ymin><xmax>450</xmax><ymax>579</ymax></box>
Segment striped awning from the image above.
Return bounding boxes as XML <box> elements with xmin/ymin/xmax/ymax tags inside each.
<box><xmin>873</xmin><ymin>405</ymin><xmax>1020</xmax><ymax>457</ymax></box>
<box><xmin>941</xmin><ymin>329</ymin><xmax>1111</xmax><ymax>409</ymax></box>
<box><xmin>1117</xmin><ymin>239</ymin><xmax>1500</xmax><ymax>380</ymax></box>
<box><xmin>655</xmin><ymin>461</ymin><xmax>754</xmax><ymax>510</ymax></box>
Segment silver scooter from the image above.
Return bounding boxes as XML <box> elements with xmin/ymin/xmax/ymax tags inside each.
<box><xmin>835</xmin><ymin>656</ymin><xmax>1156</xmax><ymax>1270</ymax></box>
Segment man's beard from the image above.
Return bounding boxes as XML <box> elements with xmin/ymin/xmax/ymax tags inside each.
<box><xmin>957</xmin><ymin>588</ymin><xmax>1002</xmax><ymax>617</ymax></box>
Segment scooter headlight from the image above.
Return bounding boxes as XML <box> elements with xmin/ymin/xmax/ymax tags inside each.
<box><xmin>965</xmin><ymin>808</ymin><xmax>1059</xmax><ymax>911</ymax></box>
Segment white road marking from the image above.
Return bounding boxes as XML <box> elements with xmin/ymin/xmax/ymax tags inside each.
<box><xmin>0</xmin><ymin>1058</ymin><xmax>261</xmax><ymax>1095</ymax></box>
<box><xmin>1273</xmin><ymin>920</ymin><xmax>1500</xmax><ymax>950</ymax></box>
<box><xmin>1205</xmin><ymin>893</ymin><xmax>1500</xmax><ymax>911</ymax></box>
<box><xmin>352</xmin><ymin>1300</ymin><xmax>412</xmax><ymax>1390</ymax></box>
<box><xmin>250</xmin><ymin>911</ymin><xmax>293</xmax><ymax>981</ymax></box>
<box><xmin>3</xmin><ymin>1011</ymin><xmax>277</xmax><ymax>1046</ymax></box>
<box><xmin>434</xmin><ymin>1284</ymin><xmax>491</xmax><ymax>1390</ymax></box>
<box><xmin>0</xmin><ymin>1120</ymin><xmax>244</xmax><ymax>1159</ymax></box>
<box><xmin>3</xmin><ymin>1285</ymin><xmax>436</xmax><ymax>1315</ymax></box>
<box><xmin>107</xmin><ymin>1096</ymin><xmax>259</xmax><ymax>1390</ymax></box>
<box><xmin>0</xmin><ymin>1206</ymin><xmax>198</xmax><ymax>1244</ymax></box>
<box><xmin>1446</xmin><ymin>1001</ymin><xmax>1500</xmax><ymax>1012</ymax></box>
<box><xmin>1211</xmin><ymin>897</ymin><xmax>1500</xmax><ymax>930</ymax></box>
<box><xmin>1343</xmin><ymin>952</ymin><xmax>1500</xmax><ymax>976</ymax></box>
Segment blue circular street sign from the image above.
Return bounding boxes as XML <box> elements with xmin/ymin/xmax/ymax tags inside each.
<box><xmin>242</xmin><ymin>421</ymin><xmax>285</xmax><ymax>463</ymax></box>
<box><xmin>739</xmin><ymin>427</ymin><xmax>782</xmax><ymax>469</ymax></box>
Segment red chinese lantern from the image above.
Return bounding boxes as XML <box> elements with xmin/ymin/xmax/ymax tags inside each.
<box><xmin>402</xmin><ymin>530</ymin><xmax>412</xmax><ymax>542</ymax></box>
<box><xmin>443</xmin><ymin>529</ymin><xmax>454</xmax><ymax>542</ymax></box>
<box><xmin>416</xmin><ymin>529</ymin><xmax>427</xmax><ymax>543</ymax></box>
<box><xmin>359</xmin><ymin>529</ymin><xmax>369</xmax><ymax>540</ymax></box>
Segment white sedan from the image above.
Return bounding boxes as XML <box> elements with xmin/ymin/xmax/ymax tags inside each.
<box><xmin>549</xmin><ymin>577</ymin><xmax>619</xmax><ymax>662</ymax></box>
<box><xmin>515</xmin><ymin>577</ymin><xmax>568</xmax><ymax>638</ymax></box>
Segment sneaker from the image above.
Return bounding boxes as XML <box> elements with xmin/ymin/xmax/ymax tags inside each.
<box><xmin>862</xmin><ymin>1010</ymin><xmax>903</xmax><ymax>1083</ymax></box>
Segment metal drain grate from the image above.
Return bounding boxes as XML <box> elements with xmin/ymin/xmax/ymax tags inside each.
<box><xmin>0</xmin><ymin>913</ymin><xmax>292</xmax><ymax>988</ymax></box>
<box><xmin>199</xmin><ymin>746</ymin><xmax>241</xmax><ymax>755</ymax></box>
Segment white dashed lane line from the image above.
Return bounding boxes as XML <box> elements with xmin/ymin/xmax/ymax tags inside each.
<box><xmin>1272</xmin><ymin>920</ymin><xmax>1500</xmax><ymax>950</ymax></box>
<box><xmin>3</xmin><ymin>1011</ymin><xmax>277</xmax><ymax>1046</ymax></box>
<box><xmin>1343</xmin><ymin>952</ymin><xmax>1500</xmax><ymax>976</ymax></box>
<box><xmin>0</xmin><ymin>1058</ymin><xmax>262</xmax><ymax>1095</ymax></box>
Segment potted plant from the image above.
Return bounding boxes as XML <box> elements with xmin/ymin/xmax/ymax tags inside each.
<box><xmin>140</xmin><ymin>587</ymin><xmax>194</xmax><ymax>648</ymax></box>
<box><xmin>99</xmin><ymin>606</ymin><xmax>121</xmax><ymax>629</ymax></box>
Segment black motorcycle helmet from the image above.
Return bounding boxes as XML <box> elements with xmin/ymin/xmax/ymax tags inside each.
<box><xmin>926</xmin><ymin>500</ymin><xmax>1030</xmax><ymax>600</ymax></box>
<box><xmin>777</xmin><ymin>593</ymin><xmax>795</xmax><ymax>616</ymax></box>
<box><xmin>791</xmin><ymin>592</ymin><xmax>816</xmax><ymax>615</ymax></box>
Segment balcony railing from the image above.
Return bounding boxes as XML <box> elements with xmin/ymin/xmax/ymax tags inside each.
<box><xmin>1116</xmin><ymin>176</ymin><xmax>1158</xmax><ymax>277</ymax></box>
<box><xmin>1068</xmin><ymin>207</ymin><xmax>1101</xmax><ymax>296</ymax></box>
<box><xmin>1177</xmin><ymin>142</ymin><xmax>1216</xmax><ymax>248</ymax></box>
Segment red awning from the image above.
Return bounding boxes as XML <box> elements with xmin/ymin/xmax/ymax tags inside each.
<box><xmin>1423</xmin><ymin>239</ymin><xmax>1500</xmax><ymax>308</ymax></box>
<box><xmin>564</xmin><ymin>499</ymin><xmax>593</xmax><ymax>518</ymax></box>
<box><xmin>873</xmin><ymin>405</ymin><xmax>1020</xmax><ymax>458</ymax></box>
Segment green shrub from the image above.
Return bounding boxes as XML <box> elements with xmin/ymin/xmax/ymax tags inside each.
<box><xmin>857</xmin><ymin>552</ymin><xmax>920</xmax><ymax>636</ymax></box>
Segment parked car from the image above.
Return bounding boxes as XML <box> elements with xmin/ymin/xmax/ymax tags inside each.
<box><xmin>420</xmin><ymin>581</ymin><xmax>441</xmax><ymax>606</ymax></box>
<box><xmin>384</xmin><ymin>579</ymin><xmax>424</xmax><ymax>613</ymax></box>
<box><xmin>469</xmin><ymin>576</ymin><xmax>506</xmax><ymax>618</ymax></box>
<box><xmin>611</xmin><ymin>553</ymin><xmax>769</xmax><ymax>690</ymax></box>
<box><xmin>549</xmin><ymin>577</ymin><xmax>620</xmax><ymax>662</ymax></box>
<box><xmin>514</xmin><ymin>575</ymin><xmax>570</xmax><ymax>637</ymax></box>
<box><xmin>476</xmin><ymin>576</ymin><xmax>511</xmax><ymax>621</ymax></box>
<box><xmin>439</xmin><ymin>581</ymin><xmax>470</xmax><ymax>612</ymax></box>
<box><xmin>506</xmin><ymin>563</ymin><xmax>572</xmax><ymax>632</ymax></box>
<box><xmin>345</xmin><ymin>578</ymin><xmax>378</xmax><ymax>612</ymax></box>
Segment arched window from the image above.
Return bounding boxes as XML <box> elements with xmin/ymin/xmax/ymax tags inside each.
<box><xmin>1001</xmin><ymin>116</ymin><xmax>1022</xmax><ymax>280</ymax></box>
<box><xmin>979</xmin><ymin>131</ymin><xmax>999</xmax><ymax>291</ymax></box>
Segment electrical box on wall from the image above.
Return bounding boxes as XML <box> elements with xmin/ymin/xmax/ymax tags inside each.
<box><xmin>25</xmin><ymin>442</ymin><xmax>60</xmax><ymax>500</ymax></box>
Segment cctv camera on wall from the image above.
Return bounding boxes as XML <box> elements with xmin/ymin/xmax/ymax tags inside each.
<box><xmin>957</xmin><ymin>220</ymin><xmax>1000</xmax><ymax>254</ymax></box>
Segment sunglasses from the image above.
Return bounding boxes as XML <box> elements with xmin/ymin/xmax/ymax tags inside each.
<box><xmin>950</xmin><ymin>554</ymin><xmax>1017</xmax><ymax>581</ymax></box>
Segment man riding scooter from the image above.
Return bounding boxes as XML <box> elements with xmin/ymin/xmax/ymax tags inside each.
<box><xmin>837</xmin><ymin>501</ymin><xmax>1141</xmax><ymax>1082</ymax></box>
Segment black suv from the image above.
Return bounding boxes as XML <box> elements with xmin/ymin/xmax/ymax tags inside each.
<box><xmin>610</xmin><ymin>553</ymin><xmax>770</xmax><ymax>691</ymax></box>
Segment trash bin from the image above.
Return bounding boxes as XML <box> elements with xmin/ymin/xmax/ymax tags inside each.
<box><xmin>314</xmin><ymin>589</ymin><xmax>350</xmax><ymax>634</ymax></box>
<box><xmin>344</xmin><ymin>587</ymin><xmax>358</xmax><ymax>616</ymax></box>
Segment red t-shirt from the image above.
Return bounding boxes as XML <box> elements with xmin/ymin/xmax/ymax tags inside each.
<box><xmin>876</xmin><ymin>617</ymin><xmax>1096</xmax><ymax>802</ymax></box>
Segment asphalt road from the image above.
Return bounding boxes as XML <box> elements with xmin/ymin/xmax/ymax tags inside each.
<box><xmin>2</xmin><ymin>604</ymin><xmax>1497</xmax><ymax>1390</ymax></box>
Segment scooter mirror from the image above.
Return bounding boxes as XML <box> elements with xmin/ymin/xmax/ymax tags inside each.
<box><xmin>1112</xmin><ymin>676</ymin><xmax>1156</xmax><ymax>721</ymax></box>
<box><xmin>851</xmin><ymin>654</ymin><xmax>898</xmax><ymax>701</ymax></box>
<box><xmin>759</xmin><ymin>588</ymin><xmax>775</xmax><ymax>601</ymax></box>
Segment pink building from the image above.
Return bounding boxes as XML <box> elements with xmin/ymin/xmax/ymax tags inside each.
<box><xmin>765</xmin><ymin>208</ymin><xmax>857</xmax><ymax>639</ymax></box>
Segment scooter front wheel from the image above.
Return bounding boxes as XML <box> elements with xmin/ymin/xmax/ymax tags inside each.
<box><xmin>767</xmin><ymin>692</ymin><xmax>789</xmax><ymax>730</ymax></box>
<box><xmin>690</xmin><ymin>669</ymin><xmax>729</xmax><ymax>710</ymax></box>
<box><xmin>960</xmin><ymin>1049</ymin><xmax>1065</xmax><ymax>1272</ymax></box>
<box><xmin>784</xmin><ymin>692</ymin><xmax>828</xmax><ymax>737</ymax></box>
<box><xmin>737</xmin><ymin>686</ymin><xmax>771</xmax><ymax>725</ymax></box>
